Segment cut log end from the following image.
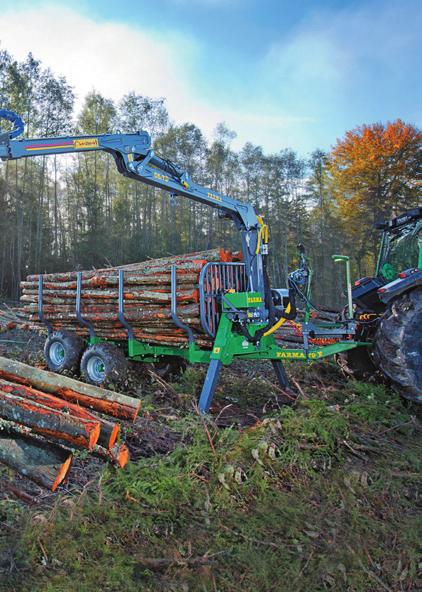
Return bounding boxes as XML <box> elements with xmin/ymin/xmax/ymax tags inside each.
<box><xmin>51</xmin><ymin>453</ymin><xmax>73</xmax><ymax>492</ymax></box>
<box><xmin>117</xmin><ymin>444</ymin><xmax>130</xmax><ymax>468</ymax></box>
<box><xmin>110</xmin><ymin>423</ymin><xmax>120</xmax><ymax>449</ymax></box>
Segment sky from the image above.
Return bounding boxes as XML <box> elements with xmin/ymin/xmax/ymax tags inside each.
<box><xmin>0</xmin><ymin>0</ymin><xmax>420</xmax><ymax>154</ymax></box>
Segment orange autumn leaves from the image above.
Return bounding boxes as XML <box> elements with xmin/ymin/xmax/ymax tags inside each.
<box><xmin>328</xmin><ymin>120</ymin><xmax>420</xmax><ymax>213</ymax></box>
<box><xmin>326</xmin><ymin>120</ymin><xmax>421</xmax><ymax>265</ymax></box>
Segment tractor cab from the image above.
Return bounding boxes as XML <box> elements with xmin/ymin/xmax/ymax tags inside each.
<box><xmin>376</xmin><ymin>207</ymin><xmax>422</xmax><ymax>282</ymax></box>
<box><xmin>352</xmin><ymin>207</ymin><xmax>422</xmax><ymax>311</ymax></box>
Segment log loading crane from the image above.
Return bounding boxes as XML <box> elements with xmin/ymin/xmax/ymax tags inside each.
<box><xmin>0</xmin><ymin>109</ymin><xmax>371</xmax><ymax>412</ymax></box>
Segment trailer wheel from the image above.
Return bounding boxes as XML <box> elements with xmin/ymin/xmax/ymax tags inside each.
<box><xmin>374</xmin><ymin>287</ymin><xmax>422</xmax><ymax>403</ymax></box>
<box><xmin>44</xmin><ymin>330</ymin><xmax>84</xmax><ymax>373</ymax></box>
<box><xmin>80</xmin><ymin>343</ymin><xmax>128</xmax><ymax>387</ymax></box>
<box><xmin>152</xmin><ymin>357</ymin><xmax>187</xmax><ymax>380</ymax></box>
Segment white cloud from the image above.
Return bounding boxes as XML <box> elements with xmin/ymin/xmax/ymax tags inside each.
<box><xmin>0</xmin><ymin>6</ymin><xmax>195</xmax><ymax>118</ymax></box>
<box><xmin>254</xmin><ymin>0</ymin><xmax>421</xmax><ymax>148</ymax></box>
<box><xmin>0</xmin><ymin>2</ymin><xmax>418</xmax><ymax>154</ymax></box>
<box><xmin>0</xmin><ymin>4</ymin><xmax>312</xmax><ymax>152</ymax></box>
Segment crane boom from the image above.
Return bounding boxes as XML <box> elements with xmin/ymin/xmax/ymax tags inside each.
<box><xmin>0</xmin><ymin>110</ymin><xmax>266</xmax><ymax>298</ymax></box>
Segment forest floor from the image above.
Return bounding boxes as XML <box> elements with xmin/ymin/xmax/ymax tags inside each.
<box><xmin>0</xmin><ymin>327</ymin><xmax>421</xmax><ymax>592</ymax></box>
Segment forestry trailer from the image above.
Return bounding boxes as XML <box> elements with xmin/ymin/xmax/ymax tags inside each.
<box><xmin>0</xmin><ymin>109</ymin><xmax>420</xmax><ymax>410</ymax></box>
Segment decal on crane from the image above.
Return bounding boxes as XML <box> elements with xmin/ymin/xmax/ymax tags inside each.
<box><xmin>25</xmin><ymin>138</ymin><xmax>99</xmax><ymax>151</ymax></box>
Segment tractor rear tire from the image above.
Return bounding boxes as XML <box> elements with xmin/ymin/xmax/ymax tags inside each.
<box><xmin>374</xmin><ymin>287</ymin><xmax>422</xmax><ymax>403</ymax></box>
<box><xmin>44</xmin><ymin>330</ymin><xmax>84</xmax><ymax>374</ymax></box>
<box><xmin>80</xmin><ymin>343</ymin><xmax>128</xmax><ymax>387</ymax></box>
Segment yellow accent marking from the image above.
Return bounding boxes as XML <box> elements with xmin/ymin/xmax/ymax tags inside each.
<box><xmin>154</xmin><ymin>172</ymin><xmax>169</xmax><ymax>182</ymax></box>
<box><xmin>276</xmin><ymin>351</ymin><xmax>306</xmax><ymax>359</ymax></box>
<box><xmin>256</xmin><ymin>215</ymin><xmax>269</xmax><ymax>254</ymax></box>
<box><xmin>73</xmin><ymin>138</ymin><xmax>99</xmax><ymax>149</ymax></box>
<box><xmin>207</xmin><ymin>192</ymin><xmax>222</xmax><ymax>202</ymax></box>
<box><xmin>276</xmin><ymin>349</ymin><xmax>323</xmax><ymax>360</ymax></box>
<box><xmin>26</xmin><ymin>144</ymin><xmax>71</xmax><ymax>151</ymax></box>
<box><xmin>213</xmin><ymin>347</ymin><xmax>221</xmax><ymax>354</ymax></box>
<box><xmin>263</xmin><ymin>303</ymin><xmax>291</xmax><ymax>337</ymax></box>
<box><xmin>247</xmin><ymin>297</ymin><xmax>262</xmax><ymax>303</ymax></box>
<box><xmin>128</xmin><ymin>154</ymin><xmax>134</xmax><ymax>162</ymax></box>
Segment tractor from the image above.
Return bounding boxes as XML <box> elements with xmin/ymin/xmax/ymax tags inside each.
<box><xmin>339</xmin><ymin>207</ymin><xmax>422</xmax><ymax>402</ymax></box>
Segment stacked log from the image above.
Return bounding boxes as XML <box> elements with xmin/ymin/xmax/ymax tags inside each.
<box><xmin>0</xmin><ymin>356</ymin><xmax>141</xmax><ymax>492</ymax></box>
<box><xmin>275</xmin><ymin>307</ymin><xmax>342</xmax><ymax>346</ymax></box>
<box><xmin>0</xmin><ymin>306</ymin><xmax>31</xmax><ymax>332</ymax></box>
<box><xmin>20</xmin><ymin>249</ymin><xmax>242</xmax><ymax>347</ymax></box>
<box><xmin>0</xmin><ymin>357</ymin><xmax>141</xmax><ymax>421</ymax></box>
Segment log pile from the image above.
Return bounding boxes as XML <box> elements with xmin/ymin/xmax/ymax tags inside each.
<box><xmin>275</xmin><ymin>307</ymin><xmax>342</xmax><ymax>346</ymax></box>
<box><xmin>0</xmin><ymin>305</ymin><xmax>31</xmax><ymax>332</ymax></box>
<box><xmin>20</xmin><ymin>249</ymin><xmax>242</xmax><ymax>347</ymax></box>
<box><xmin>0</xmin><ymin>356</ymin><xmax>141</xmax><ymax>492</ymax></box>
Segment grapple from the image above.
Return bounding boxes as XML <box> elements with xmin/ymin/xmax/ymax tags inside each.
<box><xmin>0</xmin><ymin>108</ymin><xmax>25</xmax><ymax>140</ymax></box>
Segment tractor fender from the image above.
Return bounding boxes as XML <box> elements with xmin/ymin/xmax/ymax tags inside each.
<box><xmin>377</xmin><ymin>270</ymin><xmax>422</xmax><ymax>304</ymax></box>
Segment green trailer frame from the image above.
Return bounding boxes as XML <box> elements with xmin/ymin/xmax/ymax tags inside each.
<box><xmin>87</xmin><ymin>291</ymin><xmax>368</xmax><ymax>413</ymax></box>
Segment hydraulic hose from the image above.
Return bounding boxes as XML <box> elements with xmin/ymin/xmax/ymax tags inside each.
<box><xmin>263</xmin><ymin>303</ymin><xmax>291</xmax><ymax>337</ymax></box>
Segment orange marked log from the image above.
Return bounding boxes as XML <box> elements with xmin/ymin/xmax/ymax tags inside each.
<box><xmin>0</xmin><ymin>379</ymin><xmax>120</xmax><ymax>450</ymax></box>
<box><xmin>0</xmin><ymin>390</ymin><xmax>100</xmax><ymax>450</ymax></box>
<box><xmin>0</xmin><ymin>357</ymin><xmax>141</xmax><ymax>422</ymax></box>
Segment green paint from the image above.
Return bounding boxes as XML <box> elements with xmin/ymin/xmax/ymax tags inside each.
<box><xmin>86</xmin><ymin>290</ymin><xmax>368</xmax><ymax>372</ymax></box>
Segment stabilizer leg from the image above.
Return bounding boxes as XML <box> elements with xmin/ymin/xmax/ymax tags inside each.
<box><xmin>198</xmin><ymin>359</ymin><xmax>223</xmax><ymax>414</ymax></box>
<box><xmin>271</xmin><ymin>359</ymin><xmax>290</xmax><ymax>389</ymax></box>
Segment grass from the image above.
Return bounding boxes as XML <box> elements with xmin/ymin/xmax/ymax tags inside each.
<box><xmin>0</xmin><ymin>368</ymin><xmax>421</xmax><ymax>592</ymax></box>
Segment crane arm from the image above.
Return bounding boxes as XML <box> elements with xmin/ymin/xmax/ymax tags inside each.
<box><xmin>0</xmin><ymin>110</ymin><xmax>266</xmax><ymax>295</ymax></box>
<box><xmin>0</xmin><ymin>110</ymin><xmax>257</xmax><ymax>230</ymax></box>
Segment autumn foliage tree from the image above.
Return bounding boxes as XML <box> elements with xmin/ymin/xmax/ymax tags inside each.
<box><xmin>328</xmin><ymin>120</ymin><xmax>421</xmax><ymax>273</ymax></box>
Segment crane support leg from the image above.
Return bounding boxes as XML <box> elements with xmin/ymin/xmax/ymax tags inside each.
<box><xmin>271</xmin><ymin>359</ymin><xmax>290</xmax><ymax>389</ymax></box>
<box><xmin>198</xmin><ymin>359</ymin><xmax>223</xmax><ymax>414</ymax></box>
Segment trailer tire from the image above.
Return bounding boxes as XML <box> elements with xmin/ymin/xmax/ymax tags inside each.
<box><xmin>44</xmin><ymin>330</ymin><xmax>85</xmax><ymax>373</ymax></box>
<box><xmin>153</xmin><ymin>357</ymin><xmax>187</xmax><ymax>380</ymax></box>
<box><xmin>80</xmin><ymin>343</ymin><xmax>128</xmax><ymax>387</ymax></box>
<box><xmin>374</xmin><ymin>287</ymin><xmax>422</xmax><ymax>403</ymax></box>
